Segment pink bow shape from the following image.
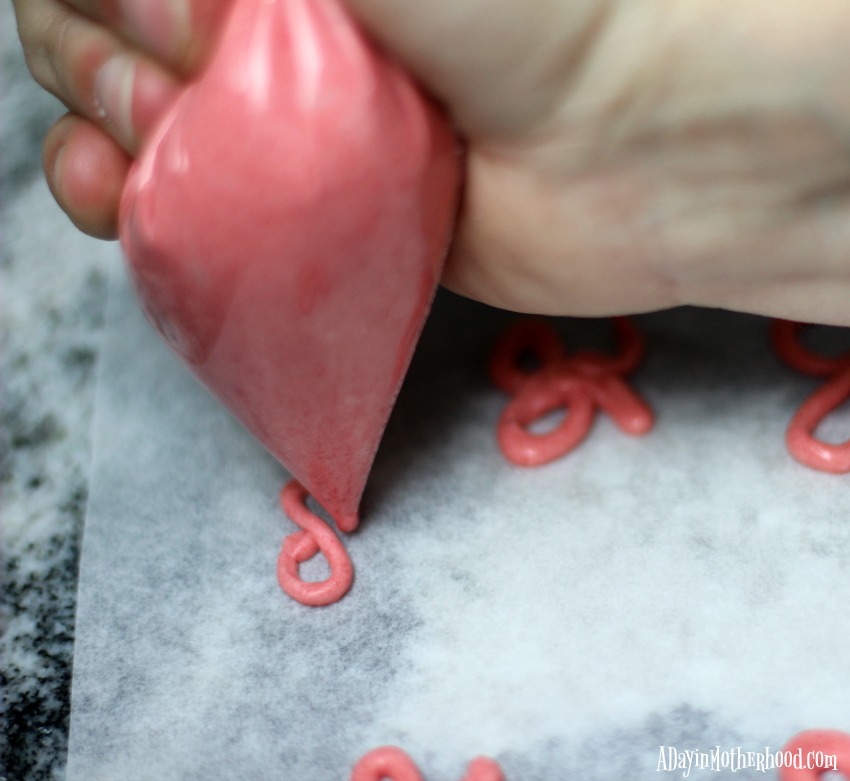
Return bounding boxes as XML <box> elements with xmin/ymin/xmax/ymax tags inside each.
<box><xmin>351</xmin><ymin>747</ymin><xmax>504</xmax><ymax>781</ymax></box>
<box><xmin>771</xmin><ymin>319</ymin><xmax>850</xmax><ymax>472</ymax></box>
<box><xmin>489</xmin><ymin>318</ymin><xmax>654</xmax><ymax>466</ymax></box>
<box><xmin>779</xmin><ymin>729</ymin><xmax>850</xmax><ymax>780</ymax></box>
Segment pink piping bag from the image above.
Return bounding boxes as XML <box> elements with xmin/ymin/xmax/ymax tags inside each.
<box><xmin>120</xmin><ymin>0</ymin><xmax>461</xmax><ymax>532</ymax></box>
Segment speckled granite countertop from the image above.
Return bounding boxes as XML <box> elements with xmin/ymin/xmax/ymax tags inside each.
<box><xmin>2</xmin><ymin>5</ymin><xmax>115</xmax><ymax>777</ymax></box>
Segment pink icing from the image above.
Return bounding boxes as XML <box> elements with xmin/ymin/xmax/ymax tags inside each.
<box><xmin>771</xmin><ymin>320</ymin><xmax>850</xmax><ymax>472</ymax></box>
<box><xmin>489</xmin><ymin>318</ymin><xmax>653</xmax><ymax>466</ymax></box>
<box><xmin>779</xmin><ymin>729</ymin><xmax>850</xmax><ymax>780</ymax></box>
<box><xmin>351</xmin><ymin>747</ymin><xmax>504</xmax><ymax>781</ymax></box>
<box><xmin>120</xmin><ymin>0</ymin><xmax>461</xmax><ymax>534</ymax></box>
<box><xmin>277</xmin><ymin>480</ymin><xmax>353</xmax><ymax>606</ymax></box>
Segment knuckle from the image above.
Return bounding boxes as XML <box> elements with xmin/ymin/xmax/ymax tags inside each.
<box><xmin>12</xmin><ymin>3</ymin><xmax>50</xmax><ymax>90</ymax></box>
<box><xmin>43</xmin><ymin>9</ymin><xmax>77</xmax><ymax>88</ymax></box>
<box><xmin>16</xmin><ymin>2</ymin><xmax>77</xmax><ymax>97</ymax></box>
<box><xmin>24</xmin><ymin>49</ymin><xmax>58</xmax><ymax>95</ymax></box>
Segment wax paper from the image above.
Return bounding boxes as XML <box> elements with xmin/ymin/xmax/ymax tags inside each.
<box><xmin>67</xmin><ymin>264</ymin><xmax>850</xmax><ymax>780</ymax></box>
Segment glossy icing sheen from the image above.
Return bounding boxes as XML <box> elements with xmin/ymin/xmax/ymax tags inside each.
<box><xmin>771</xmin><ymin>320</ymin><xmax>850</xmax><ymax>472</ymax></box>
<box><xmin>779</xmin><ymin>729</ymin><xmax>850</xmax><ymax>780</ymax></box>
<box><xmin>490</xmin><ymin>318</ymin><xmax>653</xmax><ymax>466</ymax></box>
<box><xmin>120</xmin><ymin>0</ymin><xmax>461</xmax><ymax>531</ymax></box>
<box><xmin>351</xmin><ymin>747</ymin><xmax>504</xmax><ymax>781</ymax></box>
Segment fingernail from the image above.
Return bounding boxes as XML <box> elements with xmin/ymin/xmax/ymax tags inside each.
<box><xmin>119</xmin><ymin>0</ymin><xmax>190</xmax><ymax>62</ymax></box>
<box><xmin>94</xmin><ymin>55</ymin><xmax>136</xmax><ymax>148</ymax></box>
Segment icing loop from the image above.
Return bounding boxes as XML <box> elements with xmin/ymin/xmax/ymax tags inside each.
<box><xmin>779</xmin><ymin>729</ymin><xmax>850</xmax><ymax>780</ymax></box>
<box><xmin>490</xmin><ymin>318</ymin><xmax>654</xmax><ymax>466</ymax></box>
<box><xmin>771</xmin><ymin>320</ymin><xmax>850</xmax><ymax>472</ymax></box>
<box><xmin>277</xmin><ymin>480</ymin><xmax>354</xmax><ymax>606</ymax></box>
<box><xmin>351</xmin><ymin>747</ymin><xmax>505</xmax><ymax>781</ymax></box>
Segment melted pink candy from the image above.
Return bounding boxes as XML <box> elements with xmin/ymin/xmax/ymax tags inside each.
<box><xmin>351</xmin><ymin>747</ymin><xmax>504</xmax><ymax>781</ymax></box>
<box><xmin>771</xmin><ymin>320</ymin><xmax>850</xmax><ymax>472</ymax></box>
<box><xmin>779</xmin><ymin>729</ymin><xmax>850</xmax><ymax>781</ymax></box>
<box><xmin>120</xmin><ymin>0</ymin><xmax>461</xmax><ymax>535</ymax></box>
<box><xmin>489</xmin><ymin>318</ymin><xmax>654</xmax><ymax>466</ymax></box>
<box><xmin>277</xmin><ymin>480</ymin><xmax>353</xmax><ymax>606</ymax></box>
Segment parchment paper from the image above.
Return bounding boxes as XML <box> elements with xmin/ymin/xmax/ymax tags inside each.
<box><xmin>67</xmin><ymin>263</ymin><xmax>850</xmax><ymax>781</ymax></box>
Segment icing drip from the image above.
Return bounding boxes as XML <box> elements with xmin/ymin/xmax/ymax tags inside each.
<box><xmin>351</xmin><ymin>747</ymin><xmax>504</xmax><ymax>781</ymax></box>
<box><xmin>277</xmin><ymin>480</ymin><xmax>354</xmax><ymax>606</ymax></box>
<box><xmin>779</xmin><ymin>729</ymin><xmax>850</xmax><ymax>780</ymax></box>
<box><xmin>490</xmin><ymin>318</ymin><xmax>654</xmax><ymax>465</ymax></box>
<box><xmin>771</xmin><ymin>320</ymin><xmax>850</xmax><ymax>472</ymax></box>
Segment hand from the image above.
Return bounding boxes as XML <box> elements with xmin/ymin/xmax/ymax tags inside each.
<box><xmin>14</xmin><ymin>0</ymin><xmax>850</xmax><ymax>324</ymax></box>
<box><xmin>12</xmin><ymin>0</ymin><xmax>229</xmax><ymax>238</ymax></box>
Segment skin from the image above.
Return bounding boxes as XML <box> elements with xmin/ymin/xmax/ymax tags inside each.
<box><xmin>12</xmin><ymin>0</ymin><xmax>850</xmax><ymax>322</ymax></box>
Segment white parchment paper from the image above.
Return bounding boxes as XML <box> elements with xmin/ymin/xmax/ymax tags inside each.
<box><xmin>67</xmin><ymin>264</ymin><xmax>850</xmax><ymax>781</ymax></box>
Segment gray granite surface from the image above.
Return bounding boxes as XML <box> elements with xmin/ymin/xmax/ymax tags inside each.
<box><xmin>1</xmin><ymin>4</ymin><xmax>114</xmax><ymax>778</ymax></box>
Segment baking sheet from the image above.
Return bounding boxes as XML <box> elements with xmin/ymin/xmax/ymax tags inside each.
<box><xmin>67</xmin><ymin>262</ymin><xmax>850</xmax><ymax>780</ymax></box>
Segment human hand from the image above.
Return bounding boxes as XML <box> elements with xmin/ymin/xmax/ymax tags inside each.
<box><xmin>12</xmin><ymin>0</ymin><xmax>229</xmax><ymax>238</ymax></box>
<box><xmin>14</xmin><ymin>0</ymin><xmax>850</xmax><ymax>324</ymax></box>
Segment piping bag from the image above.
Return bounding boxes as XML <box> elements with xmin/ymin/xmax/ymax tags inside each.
<box><xmin>120</xmin><ymin>0</ymin><xmax>461</xmax><ymax>533</ymax></box>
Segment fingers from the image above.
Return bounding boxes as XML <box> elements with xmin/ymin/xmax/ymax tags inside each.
<box><xmin>56</xmin><ymin>0</ymin><xmax>231</xmax><ymax>74</ymax></box>
<box><xmin>14</xmin><ymin>0</ymin><xmax>180</xmax><ymax>153</ymax></box>
<box><xmin>13</xmin><ymin>0</ymin><xmax>228</xmax><ymax>241</ymax></box>
<box><xmin>15</xmin><ymin>0</ymin><xmax>116</xmax><ymax>116</ymax></box>
<box><xmin>43</xmin><ymin>113</ymin><xmax>131</xmax><ymax>239</ymax></box>
<box><xmin>60</xmin><ymin>0</ymin><xmax>192</xmax><ymax>67</ymax></box>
